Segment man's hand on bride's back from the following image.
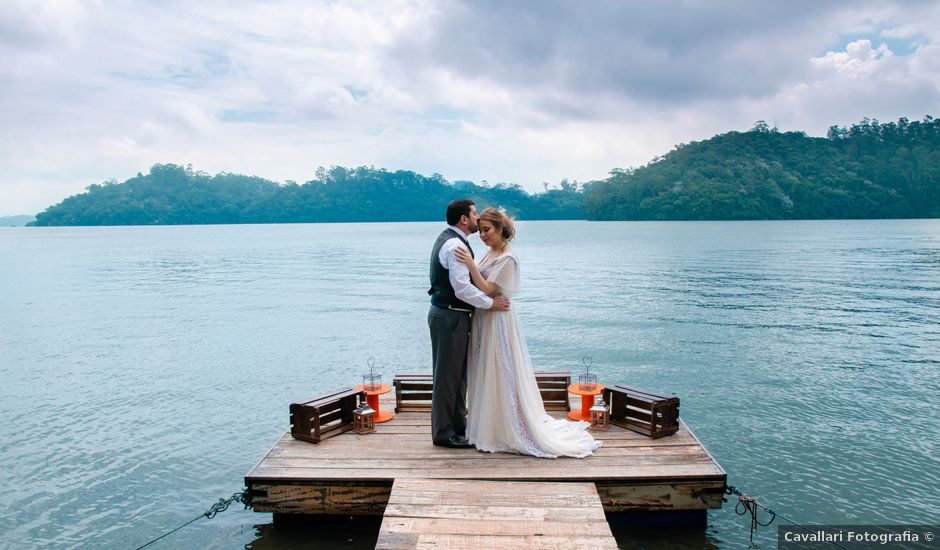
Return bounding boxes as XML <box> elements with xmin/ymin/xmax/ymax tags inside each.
<box><xmin>491</xmin><ymin>294</ymin><xmax>511</xmax><ymax>311</ymax></box>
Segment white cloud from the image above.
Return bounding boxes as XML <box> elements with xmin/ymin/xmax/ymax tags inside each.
<box><xmin>812</xmin><ymin>39</ymin><xmax>894</xmax><ymax>77</ymax></box>
<box><xmin>1</xmin><ymin>0</ymin><xmax>939</xmax><ymax>214</ymax></box>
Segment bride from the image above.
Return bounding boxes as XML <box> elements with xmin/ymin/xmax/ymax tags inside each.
<box><xmin>453</xmin><ymin>208</ymin><xmax>601</xmax><ymax>458</ymax></box>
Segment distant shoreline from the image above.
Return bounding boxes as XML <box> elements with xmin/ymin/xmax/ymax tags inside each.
<box><xmin>10</xmin><ymin>217</ymin><xmax>940</xmax><ymax>228</ymax></box>
<box><xmin>0</xmin><ymin>215</ymin><xmax>35</xmax><ymax>227</ymax></box>
<box><xmin>24</xmin><ymin>117</ymin><xmax>940</xmax><ymax>226</ymax></box>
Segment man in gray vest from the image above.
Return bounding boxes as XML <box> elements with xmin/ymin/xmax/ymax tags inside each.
<box><xmin>428</xmin><ymin>199</ymin><xmax>511</xmax><ymax>448</ymax></box>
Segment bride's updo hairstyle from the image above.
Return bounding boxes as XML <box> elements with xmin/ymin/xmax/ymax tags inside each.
<box><xmin>480</xmin><ymin>207</ymin><xmax>515</xmax><ymax>243</ymax></box>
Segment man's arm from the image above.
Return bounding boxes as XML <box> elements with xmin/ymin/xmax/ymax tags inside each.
<box><xmin>439</xmin><ymin>239</ymin><xmax>493</xmax><ymax>309</ymax></box>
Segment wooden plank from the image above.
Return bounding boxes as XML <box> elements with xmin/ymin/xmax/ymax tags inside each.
<box><xmin>290</xmin><ymin>389</ymin><xmax>365</xmax><ymax>443</ymax></box>
<box><xmin>250</xmin><ymin>481</ymin><xmax>392</xmax><ymax>514</ymax></box>
<box><xmin>297</xmin><ymin>387</ymin><xmax>363</xmax><ymax>407</ymax></box>
<box><xmin>259</xmin><ymin>448</ymin><xmax>717</xmax><ymax>466</ymax></box>
<box><xmin>596</xmin><ymin>480</ymin><xmax>727</xmax><ymax>511</ymax></box>
<box><xmin>387</xmin><ymin>493</ymin><xmax>603</xmax><ymax>508</ymax></box>
<box><xmin>388</xmin><ymin>478</ymin><xmax>596</xmax><ymax>495</ymax></box>
<box><xmin>247</xmin><ymin>463</ymin><xmax>725</xmax><ymax>481</ymax></box>
<box><xmin>394</xmin><ymin>371</ymin><xmax>573</xmax><ymax>414</ymax></box>
<box><xmin>246</xmin><ymin>479</ymin><xmax>727</xmax><ymax>515</ymax></box>
<box><xmin>266</xmin><ymin>442</ymin><xmax>709</xmax><ymax>458</ymax></box>
<box><xmin>382</xmin><ymin>504</ymin><xmax>606</xmax><ymax>522</ymax></box>
<box><xmin>380</xmin><ymin>517</ymin><xmax>612</xmax><ymax>536</ymax></box>
<box><xmin>256</xmin><ymin>454</ymin><xmax>716</xmax><ymax>470</ymax></box>
<box><xmin>272</xmin><ymin>436</ymin><xmax>703</xmax><ymax>451</ymax></box>
<box><xmin>375</xmin><ymin>532</ymin><xmax>617</xmax><ymax>549</ymax></box>
<box><xmin>376</xmin><ymin>479</ymin><xmax>617</xmax><ymax>549</ymax></box>
<box><xmin>363</xmin><ymin>422</ymin><xmax>691</xmax><ymax>438</ymax></box>
<box><xmin>272</xmin><ymin>428</ymin><xmax>702</xmax><ymax>445</ymax></box>
<box><xmin>246</xmin><ymin>415</ymin><xmax>728</xmax><ymax>519</ymax></box>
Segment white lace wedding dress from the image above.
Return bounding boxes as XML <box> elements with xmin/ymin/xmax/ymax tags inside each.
<box><xmin>466</xmin><ymin>251</ymin><xmax>602</xmax><ymax>458</ymax></box>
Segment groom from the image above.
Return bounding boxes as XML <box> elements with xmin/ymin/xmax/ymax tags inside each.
<box><xmin>428</xmin><ymin>199</ymin><xmax>511</xmax><ymax>448</ymax></box>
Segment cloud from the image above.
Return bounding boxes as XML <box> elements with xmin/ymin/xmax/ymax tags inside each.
<box><xmin>812</xmin><ymin>39</ymin><xmax>895</xmax><ymax>77</ymax></box>
<box><xmin>389</xmin><ymin>2</ymin><xmax>859</xmax><ymax>108</ymax></box>
<box><xmin>1</xmin><ymin>0</ymin><xmax>939</xmax><ymax>214</ymax></box>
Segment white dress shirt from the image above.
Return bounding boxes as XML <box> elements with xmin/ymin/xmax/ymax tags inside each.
<box><xmin>437</xmin><ymin>225</ymin><xmax>494</xmax><ymax>310</ymax></box>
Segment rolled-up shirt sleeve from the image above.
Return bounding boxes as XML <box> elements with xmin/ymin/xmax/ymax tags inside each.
<box><xmin>438</xmin><ymin>238</ymin><xmax>494</xmax><ymax>309</ymax></box>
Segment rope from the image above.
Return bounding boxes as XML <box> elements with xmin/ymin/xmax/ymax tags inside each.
<box><xmin>725</xmin><ymin>485</ymin><xmax>852</xmax><ymax>550</ymax></box>
<box><xmin>134</xmin><ymin>491</ymin><xmax>252</xmax><ymax>550</ymax></box>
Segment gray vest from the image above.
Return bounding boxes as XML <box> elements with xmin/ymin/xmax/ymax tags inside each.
<box><xmin>428</xmin><ymin>228</ymin><xmax>475</xmax><ymax>310</ymax></box>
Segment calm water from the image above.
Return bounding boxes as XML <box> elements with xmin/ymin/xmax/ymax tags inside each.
<box><xmin>1</xmin><ymin>220</ymin><xmax>938</xmax><ymax>549</ymax></box>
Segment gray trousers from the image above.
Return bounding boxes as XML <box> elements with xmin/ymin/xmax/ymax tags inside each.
<box><xmin>427</xmin><ymin>305</ymin><xmax>471</xmax><ymax>444</ymax></box>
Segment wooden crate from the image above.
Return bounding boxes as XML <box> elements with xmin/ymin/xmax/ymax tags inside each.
<box><xmin>534</xmin><ymin>371</ymin><xmax>571</xmax><ymax>411</ymax></box>
<box><xmin>602</xmin><ymin>384</ymin><xmax>679</xmax><ymax>439</ymax></box>
<box><xmin>393</xmin><ymin>371</ymin><xmax>571</xmax><ymax>413</ymax></box>
<box><xmin>290</xmin><ymin>388</ymin><xmax>366</xmax><ymax>444</ymax></box>
<box><xmin>393</xmin><ymin>373</ymin><xmax>433</xmax><ymax>413</ymax></box>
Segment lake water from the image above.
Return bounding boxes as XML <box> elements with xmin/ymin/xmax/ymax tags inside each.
<box><xmin>1</xmin><ymin>220</ymin><xmax>938</xmax><ymax>549</ymax></box>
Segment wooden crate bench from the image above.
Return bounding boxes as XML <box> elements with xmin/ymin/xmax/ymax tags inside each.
<box><xmin>290</xmin><ymin>388</ymin><xmax>366</xmax><ymax>443</ymax></box>
<box><xmin>394</xmin><ymin>371</ymin><xmax>571</xmax><ymax>413</ymax></box>
<box><xmin>602</xmin><ymin>384</ymin><xmax>679</xmax><ymax>439</ymax></box>
<box><xmin>535</xmin><ymin>370</ymin><xmax>571</xmax><ymax>411</ymax></box>
<box><xmin>393</xmin><ymin>373</ymin><xmax>433</xmax><ymax>413</ymax></box>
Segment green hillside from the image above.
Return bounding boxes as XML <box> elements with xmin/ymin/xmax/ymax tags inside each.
<box><xmin>29</xmin><ymin>116</ymin><xmax>939</xmax><ymax>226</ymax></box>
<box><xmin>583</xmin><ymin>117</ymin><xmax>940</xmax><ymax>220</ymax></box>
<box><xmin>30</xmin><ymin>165</ymin><xmax>582</xmax><ymax>226</ymax></box>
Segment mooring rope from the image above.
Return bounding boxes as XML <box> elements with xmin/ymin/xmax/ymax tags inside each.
<box><xmin>134</xmin><ymin>483</ymin><xmax>877</xmax><ymax>548</ymax></box>
<box><xmin>725</xmin><ymin>485</ymin><xmax>853</xmax><ymax>550</ymax></box>
<box><xmin>134</xmin><ymin>491</ymin><xmax>252</xmax><ymax>550</ymax></box>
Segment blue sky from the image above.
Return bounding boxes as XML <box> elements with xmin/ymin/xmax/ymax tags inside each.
<box><xmin>1</xmin><ymin>0</ymin><xmax>939</xmax><ymax>215</ymax></box>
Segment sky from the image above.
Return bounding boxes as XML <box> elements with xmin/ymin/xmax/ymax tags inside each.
<box><xmin>2</xmin><ymin>1</ymin><xmax>939</xmax><ymax>215</ymax></box>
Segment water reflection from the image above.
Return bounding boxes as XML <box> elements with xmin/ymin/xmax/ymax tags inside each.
<box><xmin>245</xmin><ymin>517</ymin><xmax>382</xmax><ymax>549</ymax></box>
<box><xmin>242</xmin><ymin>513</ymin><xmax>726</xmax><ymax>549</ymax></box>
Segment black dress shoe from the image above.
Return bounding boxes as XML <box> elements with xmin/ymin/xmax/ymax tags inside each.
<box><xmin>434</xmin><ymin>435</ymin><xmax>474</xmax><ymax>449</ymax></box>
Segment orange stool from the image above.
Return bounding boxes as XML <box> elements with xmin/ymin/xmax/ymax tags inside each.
<box><xmin>354</xmin><ymin>384</ymin><xmax>395</xmax><ymax>423</ymax></box>
<box><xmin>567</xmin><ymin>383</ymin><xmax>605</xmax><ymax>421</ymax></box>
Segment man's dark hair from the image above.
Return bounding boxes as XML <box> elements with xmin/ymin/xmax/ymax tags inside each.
<box><xmin>446</xmin><ymin>199</ymin><xmax>475</xmax><ymax>226</ymax></box>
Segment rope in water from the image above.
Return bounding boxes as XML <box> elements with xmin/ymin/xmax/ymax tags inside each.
<box><xmin>135</xmin><ymin>482</ymin><xmax>886</xmax><ymax>548</ymax></box>
<box><xmin>725</xmin><ymin>485</ymin><xmax>853</xmax><ymax>549</ymax></box>
<box><xmin>134</xmin><ymin>491</ymin><xmax>252</xmax><ymax>550</ymax></box>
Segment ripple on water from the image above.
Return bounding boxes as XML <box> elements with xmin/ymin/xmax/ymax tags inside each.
<box><xmin>1</xmin><ymin>220</ymin><xmax>939</xmax><ymax>549</ymax></box>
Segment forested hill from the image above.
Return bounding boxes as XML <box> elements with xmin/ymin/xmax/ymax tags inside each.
<box><xmin>29</xmin><ymin>165</ymin><xmax>583</xmax><ymax>226</ymax></box>
<box><xmin>29</xmin><ymin>116</ymin><xmax>940</xmax><ymax>226</ymax></box>
<box><xmin>585</xmin><ymin>116</ymin><xmax>940</xmax><ymax>220</ymax></box>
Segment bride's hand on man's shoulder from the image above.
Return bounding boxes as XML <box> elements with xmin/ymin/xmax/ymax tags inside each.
<box><xmin>453</xmin><ymin>246</ymin><xmax>473</xmax><ymax>266</ymax></box>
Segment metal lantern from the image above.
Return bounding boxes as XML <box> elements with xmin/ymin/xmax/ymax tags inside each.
<box><xmin>353</xmin><ymin>401</ymin><xmax>376</xmax><ymax>434</ymax></box>
<box><xmin>362</xmin><ymin>356</ymin><xmax>382</xmax><ymax>392</ymax></box>
<box><xmin>578</xmin><ymin>356</ymin><xmax>597</xmax><ymax>392</ymax></box>
<box><xmin>590</xmin><ymin>396</ymin><xmax>609</xmax><ymax>431</ymax></box>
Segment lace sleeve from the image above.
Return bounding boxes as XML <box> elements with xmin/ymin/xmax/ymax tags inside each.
<box><xmin>487</xmin><ymin>255</ymin><xmax>520</xmax><ymax>296</ymax></box>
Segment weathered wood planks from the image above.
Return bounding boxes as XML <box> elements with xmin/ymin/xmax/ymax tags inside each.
<box><xmin>289</xmin><ymin>388</ymin><xmax>366</xmax><ymax>443</ymax></box>
<box><xmin>375</xmin><ymin>479</ymin><xmax>617</xmax><ymax>549</ymax></box>
<box><xmin>250</xmin><ymin>480</ymin><xmax>392</xmax><ymax>514</ymax></box>
<box><xmin>394</xmin><ymin>371</ymin><xmax>572</xmax><ymax>413</ymax></box>
<box><xmin>246</xmin><ymin>393</ymin><xmax>726</xmax><ymax>517</ymax></box>
<box><xmin>603</xmin><ymin>384</ymin><xmax>680</xmax><ymax>438</ymax></box>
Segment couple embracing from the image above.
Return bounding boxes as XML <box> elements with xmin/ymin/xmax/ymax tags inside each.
<box><xmin>427</xmin><ymin>199</ymin><xmax>601</xmax><ymax>458</ymax></box>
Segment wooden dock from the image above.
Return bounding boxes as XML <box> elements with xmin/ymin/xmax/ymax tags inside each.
<box><xmin>246</xmin><ymin>392</ymin><xmax>727</xmax><ymax>536</ymax></box>
<box><xmin>375</xmin><ymin>479</ymin><xmax>617</xmax><ymax>549</ymax></box>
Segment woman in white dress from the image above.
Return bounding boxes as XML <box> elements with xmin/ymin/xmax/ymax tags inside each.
<box><xmin>453</xmin><ymin>208</ymin><xmax>601</xmax><ymax>458</ymax></box>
